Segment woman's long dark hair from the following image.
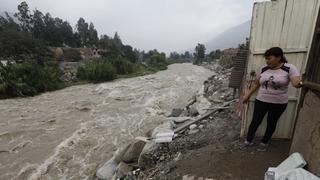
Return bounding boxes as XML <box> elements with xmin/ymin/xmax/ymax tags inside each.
<box><xmin>264</xmin><ymin>47</ymin><xmax>287</xmax><ymax>63</ymax></box>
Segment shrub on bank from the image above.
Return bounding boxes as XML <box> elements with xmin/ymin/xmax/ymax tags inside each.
<box><xmin>0</xmin><ymin>61</ymin><xmax>64</xmax><ymax>98</ymax></box>
<box><xmin>77</xmin><ymin>59</ymin><xmax>117</xmax><ymax>83</ymax></box>
<box><xmin>110</xmin><ymin>57</ymin><xmax>134</xmax><ymax>74</ymax></box>
<box><xmin>149</xmin><ymin>54</ymin><xmax>168</xmax><ymax>70</ymax></box>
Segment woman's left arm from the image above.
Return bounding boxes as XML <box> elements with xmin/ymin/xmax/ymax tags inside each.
<box><xmin>290</xmin><ymin>76</ymin><xmax>303</xmax><ymax>88</ymax></box>
<box><xmin>289</xmin><ymin>64</ymin><xmax>303</xmax><ymax>88</ymax></box>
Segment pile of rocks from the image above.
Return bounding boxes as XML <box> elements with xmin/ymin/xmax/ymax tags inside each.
<box><xmin>204</xmin><ymin>68</ymin><xmax>233</xmax><ymax>104</ymax></box>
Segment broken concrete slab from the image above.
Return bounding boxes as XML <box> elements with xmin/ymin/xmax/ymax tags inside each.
<box><xmin>151</xmin><ymin>121</ymin><xmax>173</xmax><ymax>138</ymax></box>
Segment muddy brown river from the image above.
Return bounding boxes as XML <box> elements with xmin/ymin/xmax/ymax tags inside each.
<box><xmin>0</xmin><ymin>63</ymin><xmax>214</xmax><ymax>179</ymax></box>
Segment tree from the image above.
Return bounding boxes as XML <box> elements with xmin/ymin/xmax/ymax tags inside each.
<box><xmin>193</xmin><ymin>43</ymin><xmax>206</xmax><ymax>65</ymax></box>
<box><xmin>169</xmin><ymin>52</ymin><xmax>180</xmax><ymax>59</ymax></box>
<box><xmin>0</xmin><ymin>28</ymin><xmax>48</xmax><ymax>61</ymax></box>
<box><xmin>88</xmin><ymin>22</ymin><xmax>98</xmax><ymax>46</ymax></box>
<box><xmin>43</xmin><ymin>13</ymin><xmax>56</xmax><ymax>45</ymax></box>
<box><xmin>183</xmin><ymin>51</ymin><xmax>191</xmax><ymax>59</ymax></box>
<box><xmin>122</xmin><ymin>45</ymin><xmax>138</xmax><ymax>63</ymax></box>
<box><xmin>14</xmin><ymin>1</ymin><xmax>32</xmax><ymax>32</ymax></box>
<box><xmin>113</xmin><ymin>32</ymin><xmax>122</xmax><ymax>48</ymax></box>
<box><xmin>76</xmin><ymin>17</ymin><xmax>89</xmax><ymax>46</ymax></box>
<box><xmin>208</xmin><ymin>49</ymin><xmax>221</xmax><ymax>60</ymax></box>
<box><xmin>72</xmin><ymin>32</ymin><xmax>82</xmax><ymax>48</ymax></box>
<box><xmin>98</xmin><ymin>34</ymin><xmax>110</xmax><ymax>49</ymax></box>
<box><xmin>0</xmin><ymin>12</ymin><xmax>19</xmax><ymax>30</ymax></box>
<box><xmin>60</xmin><ymin>21</ymin><xmax>74</xmax><ymax>46</ymax></box>
<box><xmin>215</xmin><ymin>49</ymin><xmax>221</xmax><ymax>58</ymax></box>
<box><xmin>150</xmin><ymin>54</ymin><xmax>167</xmax><ymax>69</ymax></box>
<box><xmin>31</xmin><ymin>9</ymin><xmax>45</xmax><ymax>39</ymax></box>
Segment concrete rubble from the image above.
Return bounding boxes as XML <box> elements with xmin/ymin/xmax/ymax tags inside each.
<box><xmin>95</xmin><ymin>63</ymin><xmax>236</xmax><ymax>180</ymax></box>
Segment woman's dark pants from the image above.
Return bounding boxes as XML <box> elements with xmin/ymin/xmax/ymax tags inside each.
<box><xmin>246</xmin><ymin>99</ymin><xmax>287</xmax><ymax>144</ymax></box>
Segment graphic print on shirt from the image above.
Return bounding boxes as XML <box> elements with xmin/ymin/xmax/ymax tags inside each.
<box><xmin>256</xmin><ymin>63</ymin><xmax>300</xmax><ymax>104</ymax></box>
<box><xmin>262</xmin><ymin>75</ymin><xmax>282</xmax><ymax>90</ymax></box>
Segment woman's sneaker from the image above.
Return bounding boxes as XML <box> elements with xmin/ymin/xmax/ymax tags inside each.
<box><xmin>257</xmin><ymin>142</ymin><xmax>268</xmax><ymax>151</ymax></box>
<box><xmin>240</xmin><ymin>140</ymin><xmax>254</xmax><ymax>149</ymax></box>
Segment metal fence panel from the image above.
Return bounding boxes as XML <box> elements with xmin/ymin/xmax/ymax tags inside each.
<box><xmin>241</xmin><ymin>0</ymin><xmax>320</xmax><ymax>138</ymax></box>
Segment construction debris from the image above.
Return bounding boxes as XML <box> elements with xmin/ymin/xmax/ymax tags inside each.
<box><xmin>264</xmin><ymin>152</ymin><xmax>317</xmax><ymax>180</ymax></box>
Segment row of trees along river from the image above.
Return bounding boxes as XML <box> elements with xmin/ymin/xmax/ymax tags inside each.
<box><xmin>0</xmin><ymin>1</ymin><xmax>235</xmax><ymax>99</ymax></box>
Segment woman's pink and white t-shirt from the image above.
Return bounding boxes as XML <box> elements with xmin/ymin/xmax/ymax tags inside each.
<box><xmin>256</xmin><ymin>63</ymin><xmax>300</xmax><ymax>104</ymax></box>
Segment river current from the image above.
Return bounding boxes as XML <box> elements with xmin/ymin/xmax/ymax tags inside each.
<box><xmin>0</xmin><ymin>63</ymin><xmax>214</xmax><ymax>179</ymax></box>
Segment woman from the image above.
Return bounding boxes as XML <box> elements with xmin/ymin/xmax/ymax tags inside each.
<box><xmin>242</xmin><ymin>47</ymin><xmax>303</xmax><ymax>151</ymax></box>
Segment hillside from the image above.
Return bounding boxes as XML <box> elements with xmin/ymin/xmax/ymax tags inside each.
<box><xmin>205</xmin><ymin>20</ymin><xmax>251</xmax><ymax>52</ymax></box>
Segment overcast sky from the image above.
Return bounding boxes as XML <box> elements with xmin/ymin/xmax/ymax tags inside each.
<box><xmin>0</xmin><ymin>0</ymin><xmax>267</xmax><ymax>53</ymax></box>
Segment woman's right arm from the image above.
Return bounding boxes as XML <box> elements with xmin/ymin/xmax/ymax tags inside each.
<box><xmin>243</xmin><ymin>79</ymin><xmax>260</xmax><ymax>103</ymax></box>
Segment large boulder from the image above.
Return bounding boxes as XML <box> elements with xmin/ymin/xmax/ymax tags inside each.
<box><xmin>138</xmin><ymin>141</ymin><xmax>159</xmax><ymax>169</ymax></box>
<box><xmin>96</xmin><ymin>157</ymin><xmax>118</xmax><ymax>180</ymax></box>
<box><xmin>122</xmin><ymin>140</ymin><xmax>146</xmax><ymax>163</ymax></box>
<box><xmin>96</xmin><ymin>145</ymin><xmax>131</xmax><ymax>179</ymax></box>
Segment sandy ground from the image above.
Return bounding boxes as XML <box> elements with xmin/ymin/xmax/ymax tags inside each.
<box><xmin>134</xmin><ymin>108</ymin><xmax>291</xmax><ymax>180</ymax></box>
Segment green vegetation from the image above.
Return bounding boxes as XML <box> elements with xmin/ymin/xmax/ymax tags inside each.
<box><xmin>193</xmin><ymin>43</ymin><xmax>206</xmax><ymax>65</ymax></box>
<box><xmin>0</xmin><ymin>61</ymin><xmax>63</xmax><ymax>98</ymax></box>
<box><xmin>77</xmin><ymin>60</ymin><xmax>117</xmax><ymax>83</ymax></box>
<box><xmin>110</xmin><ymin>57</ymin><xmax>134</xmax><ymax>75</ymax></box>
<box><xmin>167</xmin><ymin>51</ymin><xmax>193</xmax><ymax>64</ymax></box>
<box><xmin>0</xmin><ymin>1</ymin><xmax>168</xmax><ymax>99</ymax></box>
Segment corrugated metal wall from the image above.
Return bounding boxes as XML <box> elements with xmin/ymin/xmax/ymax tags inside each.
<box><xmin>290</xmin><ymin>7</ymin><xmax>320</xmax><ymax>175</ymax></box>
<box><xmin>241</xmin><ymin>0</ymin><xmax>320</xmax><ymax>139</ymax></box>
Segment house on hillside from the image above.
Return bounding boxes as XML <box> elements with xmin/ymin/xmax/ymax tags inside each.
<box><xmin>237</xmin><ymin>0</ymin><xmax>320</xmax><ymax>175</ymax></box>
